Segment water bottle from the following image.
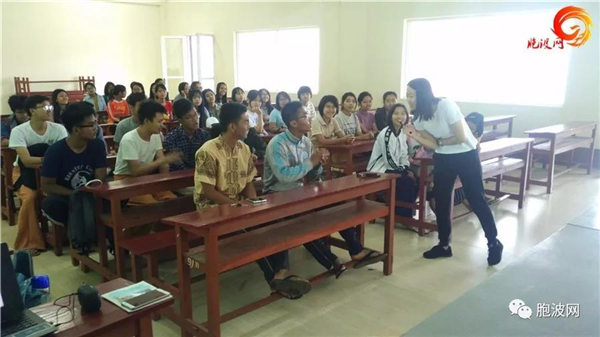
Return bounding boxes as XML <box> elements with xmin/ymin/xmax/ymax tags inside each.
<box><xmin>31</xmin><ymin>275</ymin><xmax>51</xmax><ymax>303</ymax></box>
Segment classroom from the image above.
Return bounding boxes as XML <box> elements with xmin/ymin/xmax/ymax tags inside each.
<box><xmin>1</xmin><ymin>1</ymin><xmax>598</xmax><ymax>336</ymax></box>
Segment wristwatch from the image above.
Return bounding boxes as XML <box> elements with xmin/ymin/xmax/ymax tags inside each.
<box><xmin>436</xmin><ymin>138</ymin><xmax>443</xmax><ymax>146</ymax></box>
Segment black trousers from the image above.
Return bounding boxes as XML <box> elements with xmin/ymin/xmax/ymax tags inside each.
<box><xmin>433</xmin><ymin>150</ymin><xmax>498</xmax><ymax>246</ymax></box>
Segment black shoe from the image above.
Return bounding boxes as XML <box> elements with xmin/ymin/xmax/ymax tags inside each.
<box><xmin>487</xmin><ymin>240</ymin><xmax>503</xmax><ymax>266</ymax></box>
<box><xmin>423</xmin><ymin>244</ymin><xmax>453</xmax><ymax>259</ymax></box>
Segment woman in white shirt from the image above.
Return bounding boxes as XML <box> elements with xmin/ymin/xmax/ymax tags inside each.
<box><xmin>367</xmin><ymin>103</ymin><xmax>418</xmax><ymax>217</ymax></box>
<box><xmin>297</xmin><ymin>86</ymin><xmax>316</xmax><ymax>122</ymax></box>
<box><xmin>404</xmin><ymin>78</ymin><xmax>502</xmax><ymax>266</ymax></box>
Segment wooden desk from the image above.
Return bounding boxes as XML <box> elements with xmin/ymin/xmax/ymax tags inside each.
<box><xmin>482</xmin><ymin>115</ymin><xmax>516</xmax><ymax>142</ymax></box>
<box><xmin>1</xmin><ymin>147</ymin><xmax>17</xmax><ymax>226</ymax></box>
<box><xmin>404</xmin><ymin>138</ymin><xmax>533</xmax><ymax>235</ymax></box>
<box><xmin>322</xmin><ymin>139</ymin><xmax>375</xmax><ymax>177</ymax></box>
<box><xmin>81</xmin><ymin>169</ymin><xmax>195</xmax><ymax>279</ymax></box>
<box><xmin>524</xmin><ymin>121</ymin><xmax>596</xmax><ymax>194</ymax></box>
<box><xmin>31</xmin><ymin>278</ymin><xmax>173</xmax><ymax>337</ymax></box>
<box><xmin>162</xmin><ymin>174</ymin><xmax>397</xmax><ymax>337</ymax></box>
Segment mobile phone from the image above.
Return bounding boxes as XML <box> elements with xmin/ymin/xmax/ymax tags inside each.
<box><xmin>358</xmin><ymin>172</ymin><xmax>380</xmax><ymax>178</ymax></box>
<box><xmin>248</xmin><ymin>197</ymin><xmax>267</xmax><ymax>205</ymax></box>
<box><xmin>122</xmin><ymin>290</ymin><xmax>166</xmax><ymax>309</ymax></box>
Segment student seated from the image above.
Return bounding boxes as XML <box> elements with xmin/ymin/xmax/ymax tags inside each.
<box><xmin>1</xmin><ymin>95</ymin><xmax>29</xmax><ymax>147</ymax></box>
<box><xmin>259</xmin><ymin>88</ymin><xmax>273</xmax><ymax>129</ymax></box>
<box><xmin>310</xmin><ymin>95</ymin><xmax>354</xmax><ymax>147</ymax></box>
<box><xmin>103</xmin><ymin>82</ymin><xmax>115</xmax><ymax>105</ymax></box>
<box><xmin>297</xmin><ymin>86</ymin><xmax>316</xmax><ymax>122</ymax></box>
<box><xmin>215</xmin><ymin>82</ymin><xmax>228</xmax><ymax>107</ymax></box>
<box><xmin>154</xmin><ymin>84</ymin><xmax>173</xmax><ymax>120</ymax></box>
<box><xmin>356</xmin><ymin>91</ymin><xmax>378</xmax><ymax>134</ymax></box>
<box><xmin>367</xmin><ymin>103</ymin><xmax>418</xmax><ymax>217</ymax></box>
<box><xmin>40</xmin><ymin>102</ymin><xmax>107</xmax><ymax>252</ymax></box>
<box><xmin>114</xmin><ymin>93</ymin><xmax>146</xmax><ymax>146</ymax></box>
<box><xmin>264</xmin><ymin>101</ymin><xmax>387</xmax><ymax>275</ymax></box>
<box><xmin>173</xmin><ymin>81</ymin><xmax>189</xmax><ymax>102</ymax></box>
<box><xmin>231</xmin><ymin>87</ymin><xmax>246</xmax><ymax>105</ymax></box>
<box><xmin>190</xmin><ymin>81</ymin><xmax>202</xmax><ymax>92</ymax></box>
<box><xmin>83</xmin><ymin>82</ymin><xmax>107</xmax><ymax>112</ymax></box>
<box><xmin>130</xmin><ymin>81</ymin><xmax>145</xmax><ymax>95</ymax></box>
<box><xmin>107</xmin><ymin>84</ymin><xmax>130</xmax><ymax>123</ymax></box>
<box><xmin>112</xmin><ymin>100</ymin><xmax>181</xmax><ymax>205</ymax></box>
<box><xmin>51</xmin><ymin>89</ymin><xmax>69</xmax><ymax>123</ymax></box>
<box><xmin>189</xmin><ymin>89</ymin><xmax>210</xmax><ymax>128</ymax></box>
<box><xmin>246</xmin><ymin>90</ymin><xmax>265</xmax><ymax>134</ymax></box>
<box><xmin>164</xmin><ymin>99</ymin><xmax>209</xmax><ymax>171</ymax></box>
<box><xmin>374</xmin><ymin>91</ymin><xmax>398</xmax><ymax>131</ymax></box>
<box><xmin>195</xmin><ymin>102</ymin><xmax>311</xmax><ymax>299</ymax></box>
<box><xmin>335</xmin><ymin>92</ymin><xmax>374</xmax><ymax>140</ymax></box>
<box><xmin>9</xmin><ymin>95</ymin><xmax>68</xmax><ymax>254</ymax></box>
<box><xmin>202</xmin><ymin>89</ymin><xmax>219</xmax><ymax>118</ymax></box>
<box><xmin>269</xmin><ymin>92</ymin><xmax>291</xmax><ymax>133</ymax></box>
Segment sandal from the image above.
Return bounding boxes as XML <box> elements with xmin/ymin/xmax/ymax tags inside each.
<box><xmin>353</xmin><ymin>250</ymin><xmax>387</xmax><ymax>269</ymax></box>
<box><xmin>331</xmin><ymin>262</ymin><xmax>347</xmax><ymax>279</ymax></box>
<box><xmin>270</xmin><ymin>275</ymin><xmax>312</xmax><ymax>300</ymax></box>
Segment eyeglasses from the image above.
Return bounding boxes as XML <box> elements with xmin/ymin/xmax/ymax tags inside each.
<box><xmin>77</xmin><ymin>121</ymin><xmax>98</xmax><ymax>128</ymax></box>
<box><xmin>37</xmin><ymin>105</ymin><xmax>54</xmax><ymax>112</ymax></box>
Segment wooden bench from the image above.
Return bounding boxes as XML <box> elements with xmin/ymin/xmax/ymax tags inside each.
<box><xmin>481</xmin><ymin>115</ymin><xmax>516</xmax><ymax>142</ymax></box>
<box><xmin>322</xmin><ymin>139</ymin><xmax>375</xmax><ymax>178</ymax></box>
<box><xmin>80</xmin><ymin>169</ymin><xmax>195</xmax><ymax>279</ymax></box>
<box><xmin>398</xmin><ymin>138</ymin><xmax>534</xmax><ymax>235</ymax></box>
<box><xmin>162</xmin><ymin>174</ymin><xmax>397</xmax><ymax>337</ymax></box>
<box><xmin>1</xmin><ymin>147</ymin><xmax>17</xmax><ymax>226</ymax></box>
<box><xmin>525</xmin><ymin>121</ymin><xmax>596</xmax><ymax>194</ymax></box>
<box><xmin>100</xmin><ymin>123</ymin><xmax>116</xmax><ymax>136</ymax></box>
<box><xmin>104</xmin><ymin>135</ymin><xmax>115</xmax><ymax>154</ymax></box>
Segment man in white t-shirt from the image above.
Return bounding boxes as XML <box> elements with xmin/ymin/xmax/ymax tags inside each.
<box><xmin>8</xmin><ymin>95</ymin><xmax>68</xmax><ymax>254</ymax></box>
<box><xmin>113</xmin><ymin>100</ymin><xmax>182</xmax><ymax>205</ymax></box>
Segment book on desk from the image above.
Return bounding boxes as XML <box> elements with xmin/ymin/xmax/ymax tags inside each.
<box><xmin>101</xmin><ymin>281</ymin><xmax>172</xmax><ymax>313</ymax></box>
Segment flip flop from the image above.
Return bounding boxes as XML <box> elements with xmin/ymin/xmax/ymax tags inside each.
<box><xmin>353</xmin><ymin>250</ymin><xmax>388</xmax><ymax>269</ymax></box>
<box><xmin>270</xmin><ymin>275</ymin><xmax>312</xmax><ymax>300</ymax></box>
<box><xmin>331</xmin><ymin>263</ymin><xmax>347</xmax><ymax>279</ymax></box>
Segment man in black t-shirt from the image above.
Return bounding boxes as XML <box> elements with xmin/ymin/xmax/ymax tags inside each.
<box><xmin>40</xmin><ymin>102</ymin><xmax>107</xmax><ymax>225</ymax></box>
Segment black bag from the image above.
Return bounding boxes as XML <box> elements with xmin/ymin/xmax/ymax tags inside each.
<box><xmin>244</xmin><ymin>128</ymin><xmax>267</xmax><ymax>159</ymax></box>
<box><xmin>67</xmin><ymin>190</ymin><xmax>97</xmax><ymax>254</ymax></box>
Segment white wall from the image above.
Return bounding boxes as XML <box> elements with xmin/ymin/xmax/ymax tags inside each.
<box><xmin>1</xmin><ymin>0</ymin><xmax>162</xmax><ymax>113</ymax></box>
<box><xmin>161</xmin><ymin>1</ymin><xmax>599</xmax><ymax>144</ymax></box>
<box><xmin>3</xmin><ymin>1</ymin><xmax>598</xmax><ymax>146</ymax></box>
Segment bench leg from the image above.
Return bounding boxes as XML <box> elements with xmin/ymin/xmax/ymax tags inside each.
<box><xmin>546</xmin><ymin>143</ymin><xmax>556</xmax><ymax>194</ymax></box>
<box><xmin>131</xmin><ymin>254</ymin><xmax>143</xmax><ymax>282</ymax></box>
<box><xmin>383</xmin><ymin>179</ymin><xmax>396</xmax><ymax>276</ymax></box>
<box><xmin>588</xmin><ymin>128</ymin><xmax>596</xmax><ymax>174</ymax></box>
<box><xmin>51</xmin><ymin>222</ymin><xmax>64</xmax><ymax>256</ymax></box>
<box><xmin>176</xmin><ymin>227</ymin><xmax>194</xmax><ymax>337</ymax></box>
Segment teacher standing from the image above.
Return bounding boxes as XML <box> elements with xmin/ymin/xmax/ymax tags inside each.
<box><xmin>404</xmin><ymin>78</ymin><xmax>503</xmax><ymax>266</ymax></box>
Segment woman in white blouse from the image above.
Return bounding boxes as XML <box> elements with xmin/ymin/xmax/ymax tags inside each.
<box><xmin>245</xmin><ymin>90</ymin><xmax>265</xmax><ymax>134</ymax></box>
<box><xmin>367</xmin><ymin>103</ymin><xmax>418</xmax><ymax>217</ymax></box>
<box><xmin>404</xmin><ymin>78</ymin><xmax>502</xmax><ymax>266</ymax></box>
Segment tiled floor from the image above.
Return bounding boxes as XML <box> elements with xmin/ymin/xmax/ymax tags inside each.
<box><xmin>2</xmin><ymin>165</ymin><xmax>599</xmax><ymax>336</ymax></box>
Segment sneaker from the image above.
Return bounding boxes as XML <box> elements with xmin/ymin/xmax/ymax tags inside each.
<box><xmin>423</xmin><ymin>244</ymin><xmax>453</xmax><ymax>259</ymax></box>
<box><xmin>487</xmin><ymin>240</ymin><xmax>503</xmax><ymax>266</ymax></box>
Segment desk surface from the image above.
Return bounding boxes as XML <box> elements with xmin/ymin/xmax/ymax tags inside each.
<box><xmin>82</xmin><ymin>169</ymin><xmax>194</xmax><ymax>198</ymax></box>
<box><xmin>163</xmin><ymin>173</ymin><xmax>395</xmax><ymax>232</ymax></box>
<box><xmin>32</xmin><ymin>278</ymin><xmax>173</xmax><ymax>337</ymax></box>
<box><xmin>524</xmin><ymin>121</ymin><xmax>597</xmax><ymax>136</ymax></box>
<box><xmin>483</xmin><ymin>115</ymin><xmax>516</xmax><ymax>124</ymax></box>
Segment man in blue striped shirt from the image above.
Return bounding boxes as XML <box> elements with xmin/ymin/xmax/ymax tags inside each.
<box><xmin>263</xmin><ymin>101</ymin><xmax>386</xmax><ymax>277</ymax></box>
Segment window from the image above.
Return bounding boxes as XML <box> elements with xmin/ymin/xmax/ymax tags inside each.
<box><xmin>402</xmin><ymin>11</ymin><xmax>571</xmax><ymax>107</ymax></box>
<box><xmin>236</xmin><ymin>27</ymin><xmax>320</xmax><ymax>93</ymax></box>
<box><xmin>161</xmin><ymin>35</ymin><xmax>215</xmax><ymax>94</ymax></box>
